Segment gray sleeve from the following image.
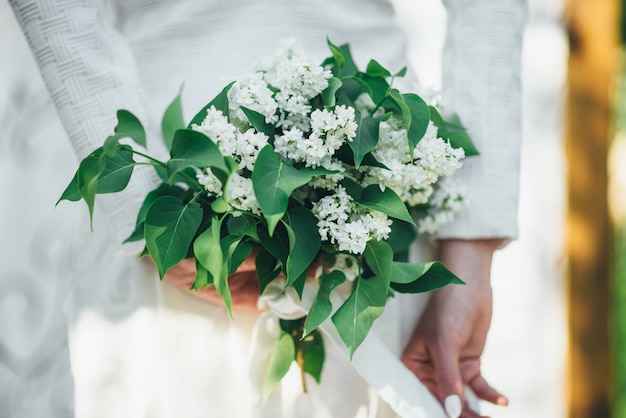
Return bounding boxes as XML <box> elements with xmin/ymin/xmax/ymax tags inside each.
<box><xmin>9</xmin><ymin>0</ymin><xmax>161</xmax><ymax>243</ymax></box>
<box><xmin>438</xmin><ymin>0</ymin><xmax>528</xmax><ymax>240</ymax></box>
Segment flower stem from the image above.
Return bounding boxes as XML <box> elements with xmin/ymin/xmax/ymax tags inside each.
<box><xmin>296</xmin><ymin>337</ymin><xmax>308</xmax><ymax>393</ymax></box>
<box><xmin>130</xmin><ymin>149</ymin><xmax>166</xmax><ymax>167</ymax></box>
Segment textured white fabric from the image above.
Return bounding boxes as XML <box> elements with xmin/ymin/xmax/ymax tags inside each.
<box><xmin>6</xmin><ymin>1</ymin><xmax>526</xmax><ymax>417</ymax></box>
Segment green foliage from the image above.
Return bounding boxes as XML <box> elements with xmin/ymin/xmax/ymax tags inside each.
<box><xmin>301</xmin><ymin>330</ymin><xmax>325</xmax><ymax>383</ymax></box>
<box><xmin>304</xmin><ymin>269</ymin><xmax>346</xmax><ymax>336</ymax></box>
<box><xmin>363</xmin><ymin>240</ymin><xmax>393</xmax><ymax>288</ymax></box>
<box><xmin>144</xmin><ymin>196</ymin><xmax>203</xmax><ymax>279</ymax></box>
<box><xmin>252</xmin><ymin>145</ymin><xmax>316</xmax><ymax>235</ymax></box>
<box><xmin>390</xmin><ymin>261</ymin><xmax>464</xmax><ymax>293</ymax></box>
<box><xmin>60</xmin><ymin>40</ymin><xmax>478</xmax><ymax>391</ymax></box>
<box><xmin>193</xmin><ymin>216</ymin><xmax>232</xmax><ymax>315</ymax></box>
<box><xmin>429</xmin><ymin>106</ymin><xmax>479</xmax><ymax>156</ymax></box>
<box><xmin>282</xmin><ymin>206</ymin><xmax>321</xmax><ymax>286</ymax></box>
<box><xmin>332</xmin><ymin>275</ymin><xmax>387</xmax><ymax>358</ymax></box>
<box><xmin>241</xmin><ymin>107</ymin><xmax>275</xmax><ymax>138</ymax></box>
<box><xmin>357</xmin><ymin>185</ymin><xmax>415</xmax><ymax>225</ymax></box>
<box><xmin>188</xmin><ymin>81</ymin><xmax>235</xmax><ymax>127</ymax></box>
<box><xmin>349</xmin><ymin>116</ymin><xmax>381</xmax><ymax>168</ymax></box>
<box><xmin>167</xmin><ymin>129</ymin><xmax>228</xmax><ymax>182</ymax></box>
<box><xmin>263</xmin><ymin>330</ymin><xmax>296</xmax><ymax>402</ymax></box>
<box><xmin>161</xmin><ymin>88</ymin><xmax>185</xmax><ymax>150</ymax></box>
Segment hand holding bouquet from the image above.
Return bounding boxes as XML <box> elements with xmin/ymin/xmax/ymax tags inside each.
<box><xmin>59</xmin><ymin>39</ymin><xmax>477</xmax><ymax>396</ymax></box>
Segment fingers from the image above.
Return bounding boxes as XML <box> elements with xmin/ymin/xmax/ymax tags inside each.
<box><xmin>468</xmin><ymin>375</ymin><xmax>508</xmax><ymax>406</ymax></box>
<box><xmin>433</xmin><ymin>346</ymin><xmax>464</xmax><ymax>418</ymax></box>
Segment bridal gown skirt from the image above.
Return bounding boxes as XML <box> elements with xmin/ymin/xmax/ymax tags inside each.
<box><xmin>67</xmin><ymin>214</ymin><xmax>433</xmax><ymax>418</ymax></box>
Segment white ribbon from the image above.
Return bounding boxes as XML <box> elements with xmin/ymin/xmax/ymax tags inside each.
<box><xmin>247</xmin><ymin>279</ymin><xmax>450</xmax><ymax>418</ymax></box>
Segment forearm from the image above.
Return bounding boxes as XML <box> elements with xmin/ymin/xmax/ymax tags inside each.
<box><xmin>9</xmin><ymin>0</ymin><xmax>162</xmax><ymax>242</ymax></box>
<box><xmin>438</xmin><ymin>0</ymin><xmax>528</xmax><ymax>240</ymax></box>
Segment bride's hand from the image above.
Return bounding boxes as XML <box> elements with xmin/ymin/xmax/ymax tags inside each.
<box><xmin>159</xmin><ymin>251</ymin><xmax>261</xmax><ymax>312</ymax></box>
<box><xmin>401</xmin><ymin>239</ymin><xmax>508</xmax><ymax>418</ymax></box>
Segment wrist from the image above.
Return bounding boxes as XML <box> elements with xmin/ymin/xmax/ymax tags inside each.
<box><xmin>437</xmin><ymin>239</ymin><xmax>502</xmax><ymax>286</ymax></box>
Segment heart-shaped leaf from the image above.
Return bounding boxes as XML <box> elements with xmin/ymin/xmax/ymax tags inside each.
<box><xmin>332</xmin><ymin>276</ymin><xmax>387</xmax><ymax>358</ymax></box>
<box><xmin>145</xmin><ymin>196</ymin><xmax>203</xmax><ymax>279</ymax></box>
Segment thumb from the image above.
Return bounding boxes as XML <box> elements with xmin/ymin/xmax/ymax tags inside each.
<box><xmin>433</xmin><ymin>348</ymin><xmax>464</xmax><ymax>418</ymax></box>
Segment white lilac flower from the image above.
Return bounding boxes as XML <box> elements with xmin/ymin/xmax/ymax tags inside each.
<box><xmin>417</xmin><ymin>177</ymin><xmax>469</xmax><ymax>234</ymax></box>
<box><xmin>360</xmin><ymin>211</ymin><xmax>392</xmax><ymax>241</ymax></box>
<box><xmin>272</xmin><ymin>54</ymin><xmax>332</xmax><ymax>99</ymax></box>
<box><xmin>225</xmin><ymin>172</ymin><xmax>261</xmax><ymax>215</ymax></box>
<box><xmin>234</xmin><ymin>129</ymin><xmax>269</xmax><ymax>171</ymax></box>
<box><xmin>311</xmin><ymin>186</ymin><xmax>393</xmax><ymax>255</ymax></box>
<box><xmin>192</xmin><ymin>106</ymin><xmax>237</xmax><ymax>156</ymax></box>
<box><xmin>197</xmin><ymin>168</ymin><xmax>223</xmax><ymax>197</ymax></box>
<box><xmin>228</xmin><ymin>72</ymin><xmax>278</xmax><ymax>125</ymax></box>
<box><xmin>413</xmin><ymin>122</ymin><xmax>465</xmax><ymax>177</ymax></box>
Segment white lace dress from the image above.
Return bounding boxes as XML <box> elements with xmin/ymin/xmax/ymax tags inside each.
<box><xmin>5</xmin><ymin>0</ymin><xmax>526</xmax><ymax>417</ymax></box>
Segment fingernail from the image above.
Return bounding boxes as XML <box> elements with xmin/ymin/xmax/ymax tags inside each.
<box><xmin>444</xmin><ymin>394</ymin><xmax>462</xmax><ymax>418</ymax></box>
<box><xmin>496</xmin><ymin>396</ymin><xmax>509</xmax><ymax>406</ymax></box>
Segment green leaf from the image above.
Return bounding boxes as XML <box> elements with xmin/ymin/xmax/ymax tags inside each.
<box><xmin>428</xmin><ymin>106</ymin><xmax>479</xmax><ymax>156</ymax></box>
<box><xmin>57</xmin><ymin>172</ymin><xmax>81</xmax><ymax>205</ymax></box>
<box><xmin>360</xmin><ymin>73</ymin><xmax>390</xmax><ymax>104</ymax></box>
<box><xmin>304</xmin><ymin>270</ymin><xmax>346</xmax><ymax>336</ymax></box>
<box><xmin>403</xmin><ymin>93</ymin><xmax>430</xmax><ymax>149</ymax></box>
<box><xmin>390</xmin><ymin>261</ymin><xmax>464</xmax><ymax>294</ymax></box>
<box><xmin>191</xmin><ymin>258</ymin><xmax>213</xmax><ymax>290</ymax></box>
<box><xmin>385</xmin><ymin>220</ymin><xmax>416</xmax><ymax>255</ymax></box>
<box><xmin>256</xmin><ymin>249</ymin><xmax>281</xmax><ymax>295</ymax></box>
<box><xmin>357</xmin><ymin>185</ymin><xmax>415</xmax><ymax>225</ymax></box>
<box><xmin>252</xmin><ymin>145</ymin><xmax>316</xmax><ymax>235</ymax></box>
<box><xmin>339</xmin><ymin>177</ymin><xmax>364</xmax><ymax>201</ymax></box>
<box><xmin>167</xmin><ymin>129</ymin><xmax>228</xmax><ymax>181</ymax></box>
<box><xmin>321</xmin><ymin>77</ymin><xmax>342</xmax><ymax>107</ymax></box>
<box><xmin>338</xmin><ymin>44</ymin><xmax>359</xmax><ymax>78</ymax></box>
<box><xmin>302</xmin><ymin>330</ymin><xmax>325</xmax><ymax>383</ymax></box>
<box><xmin>395</xmin><ymin>66</ymin><xmax>408</xmax><ymax>78</ymax></box>
<box><xmin>258</xmin><ymin>223</ymin><xmax>290</xmax><ymax>266</ymax></box>
<box><xmin>326</xmin><ymin>38</ymin><xmax>345</xmax><ymax>72</ymax></box>
<box><xmin>363</xmin><ymin>240</ymin><xmax>393</xmax><ymax>288</ymax></box>
<box><xmin>241</xmin><ymin>107</ymin><xmax>275</xmax><ymax>138</ymax></box>
<box><xmin>263</xmin><ymin>330</ymin><xmax>296</xmax><ymax>402</ymax></box>
<box><xmin>349</xmin><ymin>116</ymin><xmax>380</xmax><ymax>168</ymax></box>
<box><xmin>389</xmin><ymin>90</ymin><xmax>411</xmax><ymax>132</ymax></box>
<box><xmin>124</xmin><ymin>184</ymin><xmax>185</xmax><ymax>243</ymax></box>
<box><xmin>193</xmin><ymin>216</ymin><xmax>232</xmax><ymax>314</ymax></box>
<box><xmin>144</xmin><ymin>196</ymin><xmax>203</xmax><ymax>279</ymax></box>
<box><xmin>114</xmin><ymin>110</ymin><xmax>146</xmax><ymax>148</ymax></box>
<box><xmin>188</xmin><ymin>81</ymin><xmax>235</xmax><ymax>127</ymax></box>
<box><xmin>332</xmin><ymin>276</ymin><xmax>387</xmax><ymax>358</ymax></box>
<box><xmin>366</xmin><ymin>59</ymin><xmax>391</xmax><ymax>78</ymax></box>
<box><xmin>291</xmin><ymin>271</ymin><xmax>307</xmax><ymax>300</ymax></box>
<box><xmin>77</xmin><ymin>149</ymin><xmax>106</xmax><ymax>229</ymax></box>
<box><xmin>162</xmin><ymin>88</ymin><xmax>185</xmax><ymax>150</ymax></box>
<box><xmin>227</xmin><ymin>240</ymin><xmax>252</xmax><ymax>275</ymax></box>
<box><xmin>103</xmin><ymin>135</ymin><xmax>120</xmax><ymax>157</ymax></box>
<box><xmin>281</xmin><ymin>206</ymin><xmax>321</xmax><ymax>286</ymax></box>
<box><xmin>227</xmin><ymin>214</ymin><xmax>259</xmax><ymax>240</ymax></box>
<box><xmin>96</xmin><ymin>147</ymin><xmax>136</xmax><ymax>193</ymax></box>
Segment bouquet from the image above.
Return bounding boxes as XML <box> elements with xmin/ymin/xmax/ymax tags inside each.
<box><xmin>59</xmin><ymin>39</ymin><xmax>477</xmax><ymax>398</ymax></box>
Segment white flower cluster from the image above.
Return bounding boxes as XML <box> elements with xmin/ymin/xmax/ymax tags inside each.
<box><xmin>257</xmin><ymin>46</ymin><xmax>332</xmax><ymax>131</ymax></box>
<box><xmin>228</xmin><ymin>73</ymin><xmax>278</xmax><ymax>125</ymax></box>
<box><xmin>191</xmin><ymin>44</ymin><xmax>469</xmax><ymax>256</ymax></box>
<box><xmin>364</xmin><ymin>115</ymin><xmax>464</xmax><ymax>207</ymax></box>
<box><xmin>417</xmin><ymin>177</ymin><xmax>469</xmax><ymax>235</ymax></box>
<box><xmin>192</xmin><ymin>106</ymin><xmax>269</xmax><ymax>171</ymax></box>
<box><xmin>311</xmin><ymin>186</ymin><xmax>392</xmax><ymax>254</ymax></box>
<box><xmin>274</xmin><ymin>105</ymin><xmax>356</xmax><ymax>169</ymax></box>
